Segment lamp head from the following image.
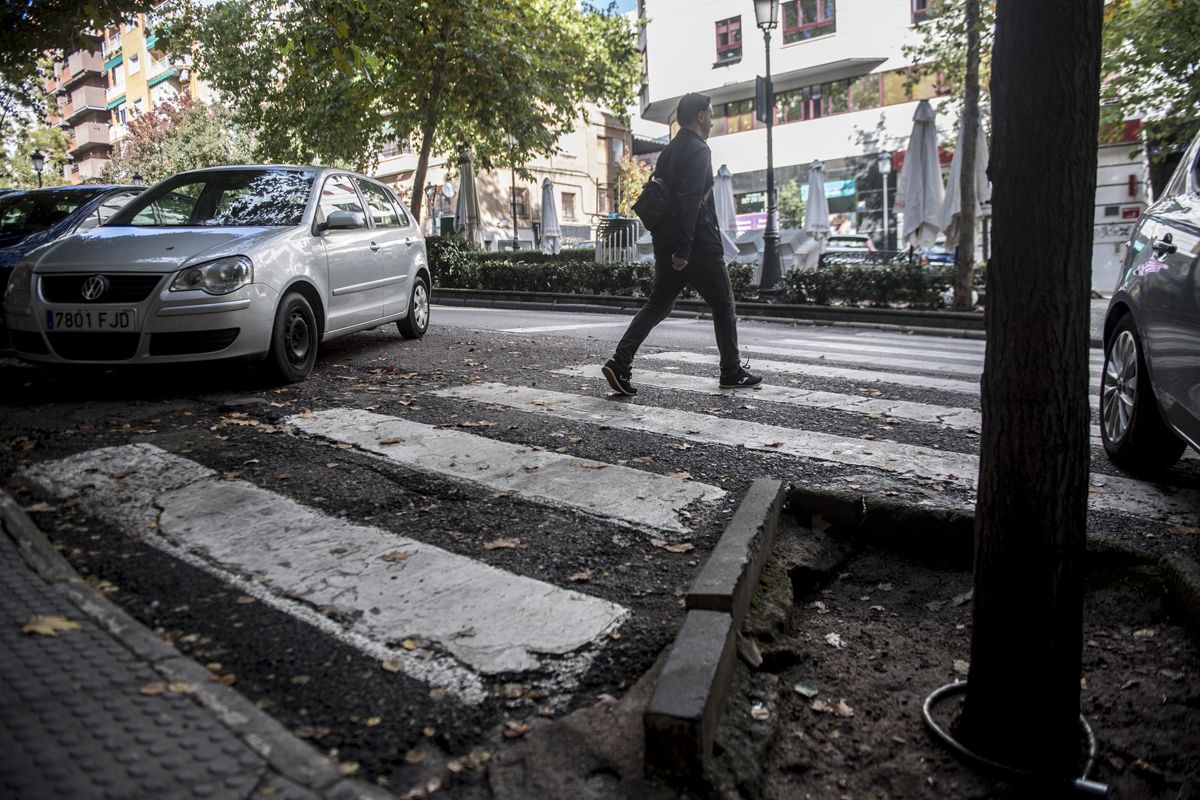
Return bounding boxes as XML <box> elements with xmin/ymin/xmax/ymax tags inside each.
<box><xmin>878</xmin><ymin>151</ymin><xmax>892</xmax><ymax>175</ymax></box>
<box><xmin>754</xmin><ymin>0</ymin><xmax>779</xmax><ymax>30</ymax></box>
<box><xmin>31</xmin><ymin>150</ymin><xmax>45</xmax><ymax>174</ymax></box>
<box><xmin>131</xmin><ymin>173</ymin><xmax>143</xmax><ymax>186</ymax></box>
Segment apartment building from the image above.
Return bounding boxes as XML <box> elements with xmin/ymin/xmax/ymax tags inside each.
<box><xmin>46</xmin><ymin>9</ymin><xmax>205</xmax><ymax>183</ymax></box>
<box><xmin>375</xmin><ymin>107</ymin><xmax>633</xmax><ymax>248</ymax></box>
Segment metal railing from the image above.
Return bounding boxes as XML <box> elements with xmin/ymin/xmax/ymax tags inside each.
<box><xmin>818</xmin><ymin>250</ymin><xmax>917</xmax><ymax>267</ymax></box>
<box><xmin>594</xmin><ymin>216</ymin><xmax>643</xmax><ymax>264</ymax></box>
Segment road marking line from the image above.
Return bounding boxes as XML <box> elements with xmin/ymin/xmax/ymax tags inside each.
<box><xmin>287</xmin><ymin>408</ymin><xmax>724</xmax><ymax>533</ymax></box>
<box><xmin>645</xmin><ymin>351</ymin><xmax>983</xmax><ymax>394</ymax></box>
<box><xmin>435</xmin><ymin>382</ymin><xmax>1199</xmax><ymax>525</ymax></box>
<box><xmin>21</xmin><ymin>444</ymin><xmax>628</xmax><ymax>699</ymax></box>
<box><xmin>774</xmin><ymin>337</ymin><xmax>1103</xmax><ymax>365</ymax></box>
<box><xmin>500</xmin><ymin>319</ymin><xmax>698</xmax><ymax>334</ymax></box>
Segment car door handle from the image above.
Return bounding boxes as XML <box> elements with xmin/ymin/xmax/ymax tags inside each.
<box><xmin>369</xmin><ymin>241</ymin><xmax>381</xmax><ymax>253</ymax></box>
<box><xmin>403</xmin><ymin>237</ymin><xmax>418</xmax><ymax>246</ymax></box>
<box><xmin>1152</xmin><ymin>233</ymin><xmax>1176</xmax><ymax>256</ymax></box>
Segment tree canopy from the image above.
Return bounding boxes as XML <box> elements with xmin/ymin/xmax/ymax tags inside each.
<box><xmin>102</xmin><ymin>95</ymin><xmax>253</xmax><ymax>184</ymax></box>
<box><xmin>1</xmin><ymin>123</ymin><xmax>70</xmax><ymax>188</ymax></box>
<box><xmin>0</xmin><ymin>1</ymin><xmax>153</xmax><ymax>86</ymax></box>
<box><xmin>164</xmin><ymin>0</ymin><xmax>641</xmax><ymax>219</ymax></box>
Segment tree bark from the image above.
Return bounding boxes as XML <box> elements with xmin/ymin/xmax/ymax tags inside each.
<box><xmin>958</xmin><ymin>0</ymin><xmax>1101</xmax><ymax>777</ymax></box>
<box><xmin>952</xmin><ymin>0</ymin><xmax>980</xmax><ymax>311</ymax></box>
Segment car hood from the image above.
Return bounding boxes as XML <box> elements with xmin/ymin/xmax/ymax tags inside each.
<box><xmin>26</xmin><ymin>226</ymin><xmax>293</xmax><ymax>273</ymax></box>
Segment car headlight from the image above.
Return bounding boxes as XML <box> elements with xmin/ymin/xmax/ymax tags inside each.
<box><xmin>6</xmin><ymin>263</ymin><xmax>32</xmax><ymax>297</ymax></box>
<box><xmin>170</xmin><ymin>256</ymin><xmax>254</xmax><ymax>295</ymax></box>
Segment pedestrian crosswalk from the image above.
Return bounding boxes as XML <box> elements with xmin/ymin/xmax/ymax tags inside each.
<box><xmin>18</xmin><ymin>325</ymin><xmax>1198</xmax><ymax>713</ymax></box>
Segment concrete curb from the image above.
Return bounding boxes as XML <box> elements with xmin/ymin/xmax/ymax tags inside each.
<box><xmin>642</xmin><ymin>478</ymin><xmax>784</xmax><ymax>782</ymax></box>
<box><xmin>0</xmin><ymin>490</ymin><xmax>397</xmax><ymax>800</ymax></box>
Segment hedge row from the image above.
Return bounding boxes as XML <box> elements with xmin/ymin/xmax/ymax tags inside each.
<box><xmin>425</xmin><ymin>236</ymin><xmax>981</xmax><ymax>309</ymax></box>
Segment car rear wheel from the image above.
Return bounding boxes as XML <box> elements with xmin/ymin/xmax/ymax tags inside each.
<box><xmin>1100</xmin><ymin>314</ymin><xmax>1185</xmax><ymax>473</ymax></box>
<box><xmin>397</xmin><ymin>275</ymin><xmax>429</xmax><ymax>340</ymax></box>
<box><xmin>268</xmin><ymin>291</ymin><xmax>318</xmax><ymax>384</ymax></box>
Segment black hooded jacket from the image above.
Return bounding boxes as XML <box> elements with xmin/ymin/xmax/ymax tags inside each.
<box><xmin>651</xmin><ymin>128</ymin><xmax>722</xmax><ymax>261</ymax></box>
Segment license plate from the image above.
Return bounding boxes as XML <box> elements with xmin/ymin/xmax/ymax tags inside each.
<box><xmin>45</xmin><ymin>308</ymin><xmax>138</xmax><ymax>332</ymax></box>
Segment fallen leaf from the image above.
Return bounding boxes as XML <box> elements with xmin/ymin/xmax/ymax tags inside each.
<box><xmin>1133</xmin><ymin>628</ymin><xmax>1156</xmax><ymax>639</ymax></box>
<box><xmin>569</xmin><ymin>572</ymin><xmax>592</xmax><ymax>583</ymax></box>
<box><xmin>236</xmin><ymin>595</ymin><xmax>256</xmax><ymax>605</ymax></box>
<box><xmin>377</xmin><ymin>438</ymin><xmax>403</xmax><ymax>446</ymax></box>
<box><xmin>834</xmin><ymin>699</ymin><xmax>855</xmax><ymax>718</ymax></box>
<box><xmin>22</xmin><ymin>615</ymin><xmax>82</xmax><ymax>637</ymax></box>
<box><xmin>168</xmin><ymin>682</ymin><xmax>191</xmax><ymax>694</ymax></box>
<box><xmin>484</xmin><ymin>537</ymin><xmax>521</xmax><ymax>550</ymax></box>
<box><xmin>670</xmin><ymin>471</ymin><xmax>692</xmax><ymax>480</ymax></box>
<box><xmin>825</xmin><ymin>632</ymin><xmax>846</xmax><ymax>649</ymax></box>
<box><xmin>750</xmin><ymin>702</ymin><xmax>770</xmax><ymax>720</ymax></box>
<box><xmin>339</xmin><ymin>762</ymin><xmax>360</xmax><ymax>776</ymax></box>
<box><xmin>580</xmin><ymin>463</ymin><xmax>606</xmax><ymax>470</ymax></box>
<box><xmin>140</xmin><ymin>682</ymin><xmax>167</xmax><ymax>696</ymax></box>
<box><xmin>402</xmin><ymin>638</ymin><xmax>421</xmax><ymax>650</ymax></box>
<box><xmin>381</xmin><ymin>550</ymin><xmax>412</xmax><ymax>562</ymax></box>
<box><xmin>953</xmin><ymin>659</ymin><xmax>970</xmax><ymax>675</ymax></box>
<box><xmin>650</xmin><ymin>538</ymin><xmax>694</xmax><ymax>553</ymax></box>
<box><xmin>503</xmin><ymin>721</ymin><xmax>531</xmax><ymax>739</ymax></box>
<box><xmin>404</xmin><ymin>747</ymin><xmax>428</xmax><ymax>764</ymax></box>
<box><xmin>382</xmin><ymin>660</ymin><xmax>402</xmax><ymax>673</ymax></box>
<box><xmin>291</xmin><ymin>675</ymin><xmax>311</xmax><ymax>685</ymax></box>
<box><xmin>366</xmin><ymin>717</ymin><xmax>382</xmax><ymax>727</ymax></box>
<box><xmin>793</xmin><ymin>683</ymin><xmax>819</xmax><ymax>698</ymax></box>
<box><xmin>811</xmin><ymin>699</ymin><xmax>832</xmax><ymax>714</ymax></box>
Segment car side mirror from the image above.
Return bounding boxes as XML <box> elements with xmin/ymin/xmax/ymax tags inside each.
<box><xmin>319</xmin><ymin>210</ymin><xmax>365</xmax><ymax>232</ymax></box>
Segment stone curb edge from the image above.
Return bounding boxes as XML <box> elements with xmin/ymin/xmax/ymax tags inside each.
<box><xmin>0</xmin><ymin>490</ymin><xmax>397</xmax><ymax>800</ymax></box>
<box><xmin>642</xmin><ymin>477</ymin><xmax>785</xmax><ymax>782</ymax></box>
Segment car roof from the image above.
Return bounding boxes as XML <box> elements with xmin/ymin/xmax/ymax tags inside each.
<box><xmin>1</xmin><ymin>185</ymin><xmax>130</xmax><ymax>196</ymax></box>
<box><xmin>167</xmin><ymin>164</ymin><xmax>379</xmax><ymax>182</ymax></box>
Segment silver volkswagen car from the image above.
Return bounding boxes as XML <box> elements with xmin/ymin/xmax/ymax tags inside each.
<box><xmin>2</xmin><ymin>165</ymin><xmax>430</xmax><ymax>382</ymax></box>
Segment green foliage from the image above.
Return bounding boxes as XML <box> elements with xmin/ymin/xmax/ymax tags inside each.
<box><xmin>902</xmin><ymin>0</ymin><xmax>996</xmax><ymax>118</ymax></box>
<box><xmin>101</xmin><ymin>96</ymin><xmax>253</xmax><ymax>184</ymax></box>
<box><xmin>0</xmin><ymin>2</ymin><xmax>153</xmax><ymax>88</ymax></box>
<box><xmin>425</xmin><ymin>236</ymin><xmax>758</xmax><ymax>300</ymax></box>
<box><xmin>1101</xmin><ymin>0</ymin><xmax>1200</xmax><ymax>156</ymax></box>
<box><xmin>1</xmin><ymin>124</ymin><xmax>71</xmax><ymax>188</ymax></box>
<box><xmin>170</xmin><ymin>0</ymin><xmax>641</xmax><ymax>218</ymax></box>
<box><xmin>616</xmin><ymin>155</ymin><xmax>652</xmax><ymax>217</ymax></box>
<box><xmin>777</xmin><ymin>178</ymin><xmax>806</xmax><ymax>229</ymax></box>
<box><xmin>781</xmin><ymin>263</ymin><xmax>983</xmax><ymax>308</ymax></box>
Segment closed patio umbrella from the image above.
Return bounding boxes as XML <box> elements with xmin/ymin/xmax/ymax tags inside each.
<box><xmin>713</xmin><ymin>164</ymin><xmax>739</xmax><ymax>262</ymax></box>
<box><xmin>796</xmin><ymin>160</ymin><xmax>831</xmax><ymax>270</ymax></box>
<box><xmin>938</xmin><ymin>118</ymin><xmax>991</xmax><ymax>244</ymax></box>
<box><xmin>540</xmin><ymin>177</ymin><xmax>561</xmax><ymax>254</ymax></box>
<box><xmin>893</xmin><ymin>100</ymin><xmax>945</xmax><ymax>250</ymax></box>
<box><xmin>454</xmin><ymin>148</ymin><xmax>484</xmax><ymax>248</ymax></box>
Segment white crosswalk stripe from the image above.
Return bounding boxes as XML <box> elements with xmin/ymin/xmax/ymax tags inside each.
<box><xmin>773</xmin><ymin>336</ymin><xmax>1107</xmax><ymax>367</ymax></box>
<box><xmin>501</xmin><ymin>319</ymin><xmax>698</xmax><ymax>334</ymax></box>
<box><xmin>434</xmin><ymin>382</ymin><xmax>1200</xmax><ymax>525</ymax></box>
<box><xmin>21</xmin><ymin>444</ymin><xmax>628</xmax><ymax>705</ymax></box>
<box><xmin>286</xmin><ymin>408</ymin><xmax>724</xmax><ymax>533</ymax></box>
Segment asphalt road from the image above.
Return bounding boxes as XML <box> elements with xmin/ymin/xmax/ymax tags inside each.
<box><xmin>2</xmin><ymin>303</ymin><xmax>1196</xmax><ymax>796</ymax></box>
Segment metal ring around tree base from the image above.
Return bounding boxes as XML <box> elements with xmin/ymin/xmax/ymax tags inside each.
<box><xmin>922</xmin><ymin>682</ymin><xmax>1110</xmax><ymax>797</ymax></box>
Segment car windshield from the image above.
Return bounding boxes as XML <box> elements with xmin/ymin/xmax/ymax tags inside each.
<box><xmin>108</xmin><ymin>169</ymin><xmax>316</xmax><ymax>228</ymax></box>
<box><xmin>0</xmin><ymin>189</ymin><xmax>106</xmax><ymax>237</ymax></box>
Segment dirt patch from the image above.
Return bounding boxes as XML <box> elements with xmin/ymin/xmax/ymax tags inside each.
<box><xmin>710</xmin><ymin>531</ymin><xmax>1200</xmax><ymax>800</ymax></box>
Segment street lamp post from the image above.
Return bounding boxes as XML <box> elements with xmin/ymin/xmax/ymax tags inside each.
<box><xmin>425</xmin><ymin>183</ymin><xmax>438</xmax><ymax>236</ymax></box>
<box><xmin>754</xmin><ymin>0</ymin><xmax>782</xmax><ymax>297</ymax></box>
<box><xmin>505</xmin><ymin>134</ymin><xmax>519</xmax><ymax>251</ymax></box>
<box><xmin>878</xmin><ymin>151</ymin><xmax>892</xmax><ymax>251</ymax></box>
<box><xmin>31</xmin><ymin>150</ymin><xmax>45</xmax><ymax>188</ymax></box>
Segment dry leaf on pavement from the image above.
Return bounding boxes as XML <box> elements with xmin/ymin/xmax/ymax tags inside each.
<box><xmin>484</xmin><ymin>537</ymin><xmax>521</xmax><ymax>550</ymax></box>
<box><xmin>381</xmin><ymin>550</ymin><xmax>412</xmax><ymax>562</ymax></box>
<box><xmin>650</xmin><ymin>538</ymin><xmax>694</xmax><ymax>553</ymax></box>
<box><xmin>834</xmin><ymin>699</ymin><xmax>855</xmax><ymax>718</ymax></box>
<box><xmin>22</xmin><ymin>615</ymin><xmax>82</xmax><ymax>637</ymax></box>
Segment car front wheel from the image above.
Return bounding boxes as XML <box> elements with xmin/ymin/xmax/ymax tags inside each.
<box><xmin>1100</xmin><ymin>314</ymin><xmax>1185</xmax><ymax>473</ymax></box>
<box><xmin>397</xmin><ymin>275</ymin><xmax>429</xmax><ymax>340</ymax></box>
<box><xmin>268</xmin><ymin>291</ymin><xmax>319</xmax><ymax>384</ymax></box>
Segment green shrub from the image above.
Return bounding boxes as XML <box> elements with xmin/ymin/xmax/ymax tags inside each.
<box><xmin>781</xmin><ymin>264</ymin><xmax>960</xmax><ymax>308</ymax></box>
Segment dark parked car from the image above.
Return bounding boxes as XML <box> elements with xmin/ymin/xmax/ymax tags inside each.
<box><xmin>1100</xmin><ymin>128</ymin><xmax>1200</xmax><ymax>472</ymax></box>
<box><xmin>0</xmin><ymin>185</ymin><xmax>143</xmax><ymax>286</ymax></box>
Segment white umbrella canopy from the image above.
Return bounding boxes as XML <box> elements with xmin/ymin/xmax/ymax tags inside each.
<box><xmin>938</xmin><ymin>119</ymin><xmax>991</xmax><ymax>244</ymax></box>
<box><xmin>454</xmin><ymin>148</ymin><xmax>484</xmax><ymax>248</ymax></box>
<box><xmin>893</xmin><ymin>100</ymin><xmax>945</xmax><ymax>250</ymax></box>
<box><xmin>540</xmin><ymin>177</ymin><xmax>561</xmax><ymax>254</ymax></box>
<box><xmin>803</xmin><ymin>160</ymin><xmax>830</xmax><ymax>240</ymax></box>
<box><xmin>713</xmin><ymin>164</ymin><xmax>739</xmax><ymax>262</ymax></box>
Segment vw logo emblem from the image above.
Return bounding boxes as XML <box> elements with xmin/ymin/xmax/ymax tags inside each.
<box><xmin>80</xmin><ymin>275</ymin><xmax>110</xmax><ymax>301</ymax></box>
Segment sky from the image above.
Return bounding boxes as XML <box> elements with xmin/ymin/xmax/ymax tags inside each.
<box><xmin>610</xmin><ymin>0</ymin><xmax>637</xmax><ymax>12</ymax></box>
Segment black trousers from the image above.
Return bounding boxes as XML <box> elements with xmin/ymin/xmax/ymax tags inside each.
<box><xmin>612</xmin><ymin>249</ymin><xmax>740</xmax><ymax>376</ymax></box>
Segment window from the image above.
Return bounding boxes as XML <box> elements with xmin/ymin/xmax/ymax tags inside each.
<box><xmin>512</xmin><ymin>187</ymin><xmax>529</xmax><ymax>218</ymax></box>
<box><xmin>319</xmin><ymin>174</ymin><xmax>365</xmax><ymax>223</ymax></box>
<box><xmin>850</xmin><ymin>74</ymin><xmax>881</xmax><ymax>111</ymax></box>
<box><xmin>912</xmin><ymin>0</ymin><xmax>940</xmax><ymax>24</ymax></box>
<box><xmin>775</xmin><ymin>85</ymin><xmax>825</xmax><ymax>124</ymax></box>
<box><xmin>76</xmin><ymin>190</ymin><xmax>139</xmax><ymax>231</ymax></box>
<box><xmin>718</xmin><ymin>99</ymin><xmax>755</xmax><ymax>134</ymax></box>
<box><xmin>112</xmin><ymin>104</ymin><xmax>127</xmax><ymax>125</ymax></box>
<box><xmin>384</xmin><ymin>186</ymin><xmax>414</xmax><ymax>227</ymax></box>
<box><xmin>715</xmin><ymin>16</ymin><xmax>742</xmax><ymax>64</ymax></box>
<box><xmin>356</xmin><ymin>179</ymin><xmax>401</xmax><ymax>228</ymax></box>
<box><xmin>562</xmin><ymin>192</ymin><xmax>576</xmax><ymax>221</ymax></box>
<box><xmin>127</xmin><ymin>52</ymin><xmax>139</xmax><ymax>74</ymax></box>
<box><xmin>881</xmin><ymin>71</ymin><xmax>909</xmax><ymax>106</ymax></box>
<box><xmin>783</xmin><ymin>0</ymin><xmax>836</xmax><ymax>44</ymax></box>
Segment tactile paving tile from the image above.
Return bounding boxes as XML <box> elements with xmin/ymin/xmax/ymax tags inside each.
<box><xmin>0</xmin><ymin>534</ymin><xmax>268</xmax><ymax>799</ymax></box>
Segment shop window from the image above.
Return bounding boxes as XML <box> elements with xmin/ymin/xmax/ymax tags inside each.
<box><xmin>783</xmin><ymin>0</ymin><xmax>836</xmax><ymax>44</ymax></box>
<box><xmin>715</xmin><ymin>16</ymin><xmax>742</xmax><ymax>64</ymax></box>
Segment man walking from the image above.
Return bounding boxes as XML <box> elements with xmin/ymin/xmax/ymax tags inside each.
<box><xmin>602</xmin><ymin>93</ymin><xmax>761</xmax><ymax>396</ymax></box>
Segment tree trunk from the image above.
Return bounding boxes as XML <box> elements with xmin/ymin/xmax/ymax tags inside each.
<box><xmin>408</xmin><ymin>19</ymin><xmax>450</xmax><ymax>224</ymax></box>
<box><xmin>952</xmin><ymin>0</ymin><xmax>980</xmax><ymax>311</ymax></box>
<box><xmin>958</xmin><ymin>0</ymin><xmax>1101</xmax><ymax>778</ymax></box>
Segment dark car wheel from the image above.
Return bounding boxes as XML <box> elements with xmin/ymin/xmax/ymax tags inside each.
<box><xmin>268</xmin><ymin>291</ymin><xmax>319</xmax><ymax>384</ymax></box>
<box><xmin>1100</xmin><ymin>313</ymin><xmax>1185</xmax><ymax>473</ymax></box>
<box><xmin>397</xmin><ymin>275</ymin><xmax>429</xmax><ymax>340</ymax></box>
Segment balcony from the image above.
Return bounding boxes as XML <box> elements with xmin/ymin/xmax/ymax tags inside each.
<box><xmin>102</xmin><ymin>34</ymin><xmax>122</xmax><ymax>59</ymax></box>
<box><xmin>67</xmin><ymin>85</ymin><xmax>108</xmax><ymax>120</ymax></box>
<box><xmin>70</xmin><ymin>121</ymin><xmax>111</xmax><ymax>153</ymax></box>
<box><xmin>110</xmin><ymin>122</ymin><xmax>129</xmax><ymax>141</ymax></box>
<box><xmin>106</xmin><ymin>84</ymin><xmax>127</xmax><ymax>103</ymax></box>
<box><xmin>76</xmin><ymin>156</ymin><xmax>109</xmax><ymax>181</ymax></box>
<box><xmin>64</xmin><ymin>51</ymin><xmax>104</xmax><ymax>88</ymax></box>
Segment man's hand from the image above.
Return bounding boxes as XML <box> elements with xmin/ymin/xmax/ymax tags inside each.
<box><xmin>672</xmin><ymin>255</ymin><xmax>688</xmax><ymax>271</ymax></box>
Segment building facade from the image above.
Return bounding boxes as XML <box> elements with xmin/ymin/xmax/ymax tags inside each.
<box><xmin>375</xmin><ymin>107</ymin><xmax>633</xmax><ymax>248</ymax></box>
<box><xmin>45</xmin><ymin>9</ymin><xmax>204</xmax><ymax>184</ymax></box>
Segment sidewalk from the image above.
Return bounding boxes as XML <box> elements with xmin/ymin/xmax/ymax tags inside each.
<box><xmin>0</xmin><ymin>492</ymin><xmax>394</xmax><ymax>800</ymax></box>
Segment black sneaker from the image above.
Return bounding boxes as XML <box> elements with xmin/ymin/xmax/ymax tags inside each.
<box><xmin>602</xmin><ymin>359</ymin><xmax>637</xmax><ymax>396</ymax></box>
<box><xmin>720</xmin><ymin>366</ymin><xmax>763</xmax><ymax>389</ymax></box>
